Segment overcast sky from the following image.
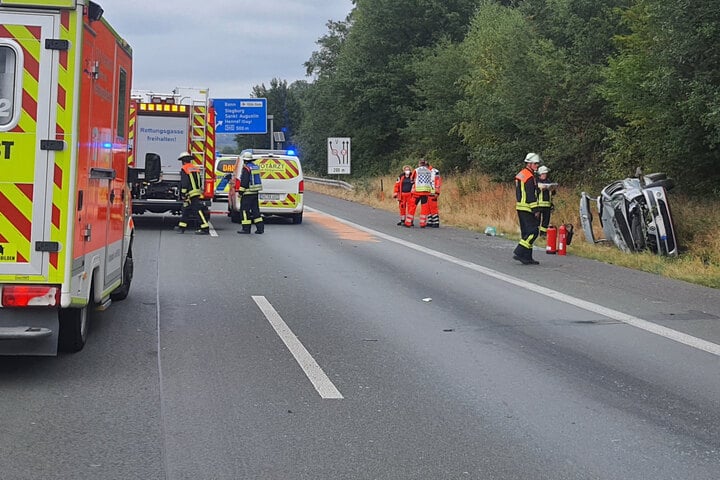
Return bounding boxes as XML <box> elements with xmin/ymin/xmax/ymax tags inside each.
<box><xmin>107</xmin><ymin>1</ymin><xmax>354</xmax><ymax>100</ymax></box>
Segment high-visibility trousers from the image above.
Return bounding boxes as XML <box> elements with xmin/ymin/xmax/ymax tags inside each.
<box><xmin>398</xmin><ymin>192</ymin><xmax>413</xmax><ymax>221</ymax></box>
<box><xmin>405</xmin><ymin>194</ymin><xmax>430</xmax><ymax>227</ymax></box>
<box><xmin>428</xmin><ymin>194</ymin><xmax>439</xmax><ymax>226</ymax></box>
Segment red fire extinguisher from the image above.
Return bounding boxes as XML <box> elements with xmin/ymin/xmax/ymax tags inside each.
<box><xmin>558</xmin><ymin>224</ymin><xmax>568</xmax><ymax>256</ymax></box>
<box><xmin>546</xmin><ymin>226</ymin><xmax>557</xmax><ymax>254</ymax></box>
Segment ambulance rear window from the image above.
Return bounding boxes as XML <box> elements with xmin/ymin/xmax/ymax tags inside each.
<box><xmin>0</xmin><ymin>45</ymin><xmax>20</xmax><ymax>130</ymax></box>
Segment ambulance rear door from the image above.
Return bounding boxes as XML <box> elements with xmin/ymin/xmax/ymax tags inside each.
<box><xmin>0</xmin><ymin>11</ymin><xmax>58</xmax><ymax>279</ymax></box>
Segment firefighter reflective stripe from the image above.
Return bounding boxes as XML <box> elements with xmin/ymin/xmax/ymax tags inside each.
<box><xmin>414</xmin><ymin>166</ymin><xmax>433</xmax><ymax>194</ymax></box>
<box><xmin>240</xmin><ymin>163</ymin><xmax>263</xmax><ymax>193</ymax></box>
<box><xmin>537</xmin><ymin>182</ymin><xmax>552</xmax><ymax>207</ymax></box>
<box><xmin>515</xmin><ymin>168</ymin><xmax>538</xmax><ymax>212</ymax></box>
<box><xmin>181</xmin><ymin>163</ymin><xmax>202</xmax><ymax>197</ymax></box>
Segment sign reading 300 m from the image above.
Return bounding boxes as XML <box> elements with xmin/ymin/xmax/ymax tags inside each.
<box><xmin>213</xmin><ymin>98</ymin><xmax>267</xmax><ymax>134</ymax></box>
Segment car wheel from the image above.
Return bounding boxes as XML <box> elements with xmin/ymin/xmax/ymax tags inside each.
<box><xmin>110</xmin><ymin>252</ymin><xmax>133</xmax><ymax>301</ymax></box>
<box><xmin>293</xmin><ymin>212</ymin><xmax>303</xmax><ymax>224</ymax></box>
<box><xmin>58</xmin><ymin>304</ymin><xmax>89</xmax><ymax>353</ymax></box>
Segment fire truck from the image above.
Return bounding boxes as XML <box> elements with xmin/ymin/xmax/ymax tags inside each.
<box><xmin>127</xmin><ymin>90</ymin><xmax>216</xmax><ymax>216</ymax></box>
<box><xmin>0</xmin><ymin>0</ymin><xmax>134</xmax><ymax>355</ymax></box>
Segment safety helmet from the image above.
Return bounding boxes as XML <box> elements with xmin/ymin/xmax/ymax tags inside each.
<box><xmin>241</xmin><ymin>151</ymin><xmax>253</xmax><ymax>161</ymax></box>
<box><xmin>524</xmin><ymin>152</ymin><xmax>541</xmax><ymax>164</ymax></box>
<box><xmin>537</xmin><ymin>165</ymin><xmax>549</xmax><ymax>175</ymax></box>
<box><xmin>177</xmin><ymin>151</ymin><xmax>193</xmax><ymax>161</ymax></box>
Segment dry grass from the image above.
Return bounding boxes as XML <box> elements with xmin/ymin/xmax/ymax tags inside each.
<box><xmin>307</xmin><ymin>174</ymin><xmax>720</xmax><ymax>289</ymax></box>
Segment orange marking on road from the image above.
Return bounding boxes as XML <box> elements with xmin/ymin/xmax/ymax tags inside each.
<box><xmin>306</xmin><ymin>211</ymin><xmax>379</xmax><ymax>242</ymax></box>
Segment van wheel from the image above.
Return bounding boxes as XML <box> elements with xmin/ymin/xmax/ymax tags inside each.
<box><xmin>58</xmin><ymin>304</ymin><xmax>89</xmax><ymax>353</ymax></box>
<box><xmin>110</xmin><ymin>252</ymin><xmax>133</xmax><ymax>301</ymax></box>
<box><xmin>293</xmin><ymin>212</ymin><xmax>303</xmax><ymax>224</ymax></box>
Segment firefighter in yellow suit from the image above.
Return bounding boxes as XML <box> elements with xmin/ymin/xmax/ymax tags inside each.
<box><xmin>236</xmin><ymin>152</ymin><xmax>265</xmax><ymax>234</ymax></box>
<box><xmin>175</xmin><ymin>152</ymin><xmax>210</xmax><ymax>234</ymax></box>
<box><xmin>513</xmin><ymin>153</ymin><xmax>541</xmax><ymax>264</ymax></box>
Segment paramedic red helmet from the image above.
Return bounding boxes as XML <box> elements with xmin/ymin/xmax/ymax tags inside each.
<box><xmin>524</xmin><ymin>152</ymin><xmax>541</xmax><ymax>164</ymax></box>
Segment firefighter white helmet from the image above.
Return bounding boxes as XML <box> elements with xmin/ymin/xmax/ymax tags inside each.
<box><xmin>177</xmin><ymin>151</ymin><xmax>193</xmax><ymax>161</ymax></box>
<box><xmin>241</xmin><ymin>151</ymin><xmax>253</xmax><ymax>161</ymax></box>
<box><xmin>524</xmin><ymin>152</ymin><xmax>541</xmax><ymax>164</ymax></box>
<box><xmin>538</xmin><ymin>165</ymin><xmax>549</xmax><ymax>175</ymax></box>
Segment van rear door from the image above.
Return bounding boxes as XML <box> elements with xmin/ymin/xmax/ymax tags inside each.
<box><xmin>0</xmin><ymin>11</ymin><xmax>57</xmax><ymax>279</ymax></box>
<box><xmin>257</xmin><ymin>157</ymin><xmax>302</xmax><ymax>209</ymax></box>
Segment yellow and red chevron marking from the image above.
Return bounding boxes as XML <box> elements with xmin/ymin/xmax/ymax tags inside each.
<box><xmin>261</xmin><ymin>194</ymin><xmax>299</xmax><ymax>208</ymax></box>
<box><xmin>127</xmin><ymin>103</ymin><xmax>137</xmax><ymax>165</ymax></box>
<box><xmin>258</xmin><ymin>159</ymin><xmax>300</xmax><ymax>180</ymax></box>
<box><xmin>49</xmin><ymin>8</ymin><xmax>76</xmax><ymax>276</ymax></box>
<box><xmin>0</xmin><ymin>24</ymin><xmax>41</xmax><ymax>132</ymax></box>
<box><xmin>0</xmin><ymin>184</ymin><xmax>34</xmax><ymax>264</ymax></box>
<box><xmin>204</xmin><ymin>108</ymin><xmax>215</xmax><ymax>177</ymax></box>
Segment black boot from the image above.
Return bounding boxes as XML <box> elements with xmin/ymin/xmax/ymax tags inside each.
<box><xmin>237</xmin><ymin>228</ymin><xmax>251</xmax><ymax>234</ymax></box>
<box><xmin>513</xmin><ymin>246</ymin><xmax>532</xmax><ymax>264</ymax></box>
<box><xmin>255</xmin><ymin>223</ymin><xmax>264</xmax><ymax>234</ymax></box>
<box><xmin>524</xmin><ymin>247</ymin><xmax>539</xmax><ymax>265</ymax></box>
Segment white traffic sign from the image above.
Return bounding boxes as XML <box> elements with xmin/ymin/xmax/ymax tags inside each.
<box><xmin>328</xmin><ymin>137</ymin><xmax>351</xmax><ymax>174</ymax></box>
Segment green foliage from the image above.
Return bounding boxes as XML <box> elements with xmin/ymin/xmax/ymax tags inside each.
<box><xmin>400</xmin><ymin>38</ymin><xmax>471</xmax><ymax>173</ymax></box>
<box><xmin>601</xmin><ymin>0</ymin><xmax>720</xmax><ymax>196</ymax></box>
<box><xmin>253</xmin><ymin>0</ymin><xmax>720</xmax><ymax>198</ymax></box>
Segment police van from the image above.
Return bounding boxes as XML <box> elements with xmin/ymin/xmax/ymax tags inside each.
<box><xmin>213</xmin><ymin>155</ymin><xmax>238</xmax><ymax>201</ymax></box>
<box><xmin>228</xmin><ymin>149</ymin><xmax>304</xmax><ymax>224</ymax></box>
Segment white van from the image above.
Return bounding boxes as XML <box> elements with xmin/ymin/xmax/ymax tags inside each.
<box><xmin>228</xmin><ymin>149</ymin><xmax>304</xmax><ymax>224</ymax></box>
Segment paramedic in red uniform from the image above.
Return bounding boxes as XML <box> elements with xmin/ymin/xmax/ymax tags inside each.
<box><xmin>427</xmin><ymin>164</ymin><xmax>441</xmax><ymax>228</ymax></box>
<box><xmin>404</xmin><ymin>159</ymin><xmax>434</xmax><ymax>228</ymax></box>
<box><xmin>393</xmin><ymin>165</ymin><xmax>414</xmax><ymax>225</ymax></box>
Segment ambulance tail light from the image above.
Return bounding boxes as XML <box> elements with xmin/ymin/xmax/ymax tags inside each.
<box><xmin>2</xmin><ymin>285</ymin><xmax>60</xmax><ymax>307</ymax></box>
<box><xmin>299</xmin><ymin>180</ymin><xmax>304</xmax><ymax>194</ymax></box>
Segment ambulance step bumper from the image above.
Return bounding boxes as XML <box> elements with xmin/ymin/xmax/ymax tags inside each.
<box><xmin>0</xmin><ymin>310</ymin><xmax>59</xmax><ymax>356</ymax></box>
<box><xmin>0</xmin><ymin>327</ymin><xmax>53</xmax><ymax>340</ymax></box>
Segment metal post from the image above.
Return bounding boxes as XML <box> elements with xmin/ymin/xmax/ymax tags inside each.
<box><xmin>268</xmin><ymin>115</ymin><xmax>274</xmax><ymax>150</ymax></box>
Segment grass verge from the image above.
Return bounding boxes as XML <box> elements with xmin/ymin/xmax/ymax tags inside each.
<box><xmin>307</xmin><ymin>174</ymin><xmax>720</xmax><ymax>289</ymax></box>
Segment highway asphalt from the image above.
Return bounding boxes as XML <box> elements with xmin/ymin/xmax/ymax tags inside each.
<box><xmin>1</xmin><ymin>191</ymin><xmax>718</xmax><ymax>479</ymax></box>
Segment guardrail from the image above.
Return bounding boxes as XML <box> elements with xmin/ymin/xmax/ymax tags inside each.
<box><xmin>305</xmin><ymin>176</ymin><xmax>354</xmax><ymax>191</ymax></box>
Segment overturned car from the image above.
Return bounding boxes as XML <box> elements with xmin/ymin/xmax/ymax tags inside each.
<box><xmin>580</xmin><ymin>170</ymin><xmax>678</xmax><ymax>256</ymax></box>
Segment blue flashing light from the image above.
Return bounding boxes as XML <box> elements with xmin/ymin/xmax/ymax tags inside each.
<box><xmin>102</xmin><ymin>142</ymin><xmax>113</xmax><ymax>149</ymax></box>
<box><xmin>286</xmin><ymin>149</ymin><xmax>296</xmax><ymax>156</ymax></box>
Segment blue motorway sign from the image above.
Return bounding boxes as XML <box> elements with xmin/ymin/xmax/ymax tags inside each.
<box><xmin>213</xmin><ymin>98</ymin><xmax>267</xmax><ymax>134</ymax></box>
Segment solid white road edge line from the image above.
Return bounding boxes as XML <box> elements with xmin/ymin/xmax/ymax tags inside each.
<box><xmin>208</xmin><ymin>221</ymin><xmax>218</xmax><ymax>237</ymax></box>
<box><xmin>306</xmin><ymin>207</ymin><xmax>720</xmax><ymax>358</ymax></box>
<box><xmin>252</xmin><ymin>295</ymin><xmax>344</xmax><ymax>400</ymax></box>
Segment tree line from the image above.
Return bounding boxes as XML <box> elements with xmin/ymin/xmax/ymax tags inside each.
<box><xmin>235</xmin><ymin>0</ymin><xmax>720</xmax><ymax>197</ymax></box>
